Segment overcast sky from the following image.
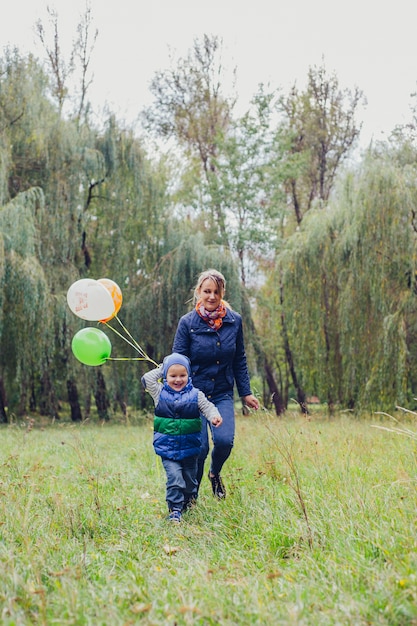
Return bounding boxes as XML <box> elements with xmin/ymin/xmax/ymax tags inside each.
<box><xmin>1</xmin><ymin>0</ymin><xmax>417</xmax><ymax>149</ymax></box>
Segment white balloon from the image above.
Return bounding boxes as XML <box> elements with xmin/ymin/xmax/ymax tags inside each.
<box><xmin>66</xmin><ymin>278</ymin><xmax>115</xmax><ymax>321</ymax></box>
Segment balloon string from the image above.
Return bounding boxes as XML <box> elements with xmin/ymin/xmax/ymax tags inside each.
<box><xmin>113</xmin><ymin>315</ymin><xmax>158</xmax><ymax>365</ymax></box>
<box><xmin>101</xmin><ymin>321</ymin><xmax>142</xmax><ymax>353</ymax></box>
<box><xmin>101</xmin><ymin>318</ymin><xmax>158</xmax><ymax>366</ymax></box>
<box><xmin>114</xmin><ymin>315</ymin><xmax>143</xmax><ymax>351</ymax></box>
<box><xmin>100</xmin><ymin>322</ymin><xmax>138</xmax><ymax>354</ymax></box>
<box><xmin>106</xmin><ymin>357</ymin><xmax>152</xmax><ymax>362</ymax></box>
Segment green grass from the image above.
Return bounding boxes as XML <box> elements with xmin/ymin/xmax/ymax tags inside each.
<box><xmin>1</xmin><ymin>411</ymin><xmax>417</xmax><ymax>625</ymax></box>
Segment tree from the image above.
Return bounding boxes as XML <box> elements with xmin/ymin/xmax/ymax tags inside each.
<box><xmin>73</xmin><ymin>3</ymin><xmax>98</xmax><ymax>123</ymax></box>
<box><xmin>125</xmin><ymin>233</ymin><xmax>256</xmax><ymax>379</ymax></box>
<box><xmin>273</xmin><ymin>150</ymin><xmax>417</xmax><ymax>412</ymax></box>
<box><xmin>261</xmin><ymin>63</ymin><xmax>364</xmax><ymax>413</ymax></box>
<box><xmin>210</xmin><ymin>89</ymin><xmax>285</xmax><ymax>285</ymax></box>
<box><xmin>0</xmin><ymin>45</ymin><xmax>171</xmax><ymax>420</ymax></box>
<box><xmin>0</xmin><ymin>188</ymin><xmax>56</xmax><ymax>416</ymax></box>
<box><xmin>143</xmin><ymin>36</ymin><xmax>286</xmax><ymax>414</ymax></box>
<box><xmin>278</xmin><ymin>62</ymin><xmax>364</xmax><ymax>227</ymax></box>
<box><xmin>143</xmin><ymin>34</ymin><xmax>236</xmax><ymax>242</ymax></box>
<box><xmin>36</xmin><ymin>6</ymin><xmax>72</xmax><ymax>114</ymax></box>
<box><xmin>36</xmin><ymin>3</ymin><xmax>98</xmax><ymax>120</ymax></box>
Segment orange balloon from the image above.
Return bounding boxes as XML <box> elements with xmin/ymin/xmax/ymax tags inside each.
<box><xmin>97</xmin><ymin>278</ymin><xmax>123</xmax><ymax>322</ymax></box>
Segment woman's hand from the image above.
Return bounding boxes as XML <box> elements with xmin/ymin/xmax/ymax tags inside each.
<box><xmin>242</xmin><ymin>394</ymin><xmax>259</xmax><ymax>410</ymax></box>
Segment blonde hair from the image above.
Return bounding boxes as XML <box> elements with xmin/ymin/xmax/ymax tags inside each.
<box><xmin>193</xmin><ymin>269</ymin><xmax>226</xmax><ymax>303</ymax></box>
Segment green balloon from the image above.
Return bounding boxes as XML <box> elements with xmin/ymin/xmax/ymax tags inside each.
<box><xmin>71</xmin><ymin>327</ymin><xmax>112</xmax><ymax>366</ymax></box>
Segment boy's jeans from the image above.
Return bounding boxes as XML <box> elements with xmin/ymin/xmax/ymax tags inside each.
<box><xmin>161</xmin><ymin>455</ymin><xmax>198</xmax><ymax>512</ymax></box>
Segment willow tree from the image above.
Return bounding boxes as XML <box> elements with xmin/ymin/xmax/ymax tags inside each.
<box><xmin>274</xmin><ymin>151</ymin><xmax>417</xmax><ymax>412</ymax></box>
<box><xmin>125</xmin><ymin>232</ymin><xmax>243</xmax><ymax>359</ymax></box>
<box><xmin>0</xmin><ymin>33</ymin><xmax>177</xmax><ymax>421</ymax></box>
<box><xmin>0</xmin><ymin>188</ymin><xmax>57</xmax><ymax>417</ymax></box>
<box><xmin>0</xmin><ymin>50</ymin><xmax>124</xmax><ymax>419</ymax></box>
<box><xmin>39</xmin><ymin>116</ymin><xmax>171</xmax><ymax>420</ymax></box>
<box><xmin>87</xmin><ymin>118</ymin><xmax>170</xmax><ymax>281</ymax></box>
<box><xmin>0</xmin><ymin>50</ymin><xmax>56</xmax><ymax>199</ymax></box>
<box><xmin>0</xmin><ymin>51</ymin><xmax>92</xmax><ymax>416</ymax></box>
<box><xmin>275</xmin><ymin>207</ymin><xmax>343</xmax><ymax>412</ymax></box>
<box><xmin>259</xmin><ymin>63</ymin><xmax>364</xmax><ymax>413</ymax></box>
<box><xmin>335</xmin><ymin>155</ymin><xmax>417</xmax><ymax>410</ymax></box>
<box><xmin>77</xmin><ymin>120</ymin><xmax>171</xmax><ymax>414</ymax></box>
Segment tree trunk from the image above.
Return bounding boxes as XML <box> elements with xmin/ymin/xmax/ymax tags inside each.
<box><xmin>0</xmin><ymin>377</ymin><xmax>7</xmax><ymax>423</ymax></box>
<box><xmin>264</xmin><ymin>359</ymin><xmax>286</xmax><ymax>415</ymax></box>
<box><xmin>67</xmin><ymin>379</ymin><xmax>83</xmax><ymax>422</ymax></box>
<box><xmin>322</xmin><ymin>271</ymin><xmax>335</xmax><ymax>415</ymax></box>
<box><xmin>39</xmin><ymin>368</ymin><xmax>60</xmax><ymax>418</ymax></box>
<box><xmin>241</xmin><ymin>290</ymin><xmax>285</xmax><ymax>416</ymax></box>
<box><xmin>30</xmin><ymin>381</ymin><xmax>36</xmax><ymax>412</ymax></box>
<box><xmin>114</xmin><ymin>390</ymin><xmax>127</xmax><ymax>416</ymax></box>
<box><xmin>280</xmin><ymin>282</ymin><xmax>309</xmax><ymax>414</ymax></box>
<box><xmin>94</xmin><ymin>369</ymin><xmax>110</xmax><ymax>420</ymax></box>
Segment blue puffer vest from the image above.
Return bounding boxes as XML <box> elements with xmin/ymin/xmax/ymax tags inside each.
<box><xmin>153</xmin><ymin>382</ymin><xmax>202</xmax><ymax>461</ymax></box>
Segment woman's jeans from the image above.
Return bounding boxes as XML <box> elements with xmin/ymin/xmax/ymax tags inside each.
<box><xmin>197</xmin><ymin>393</ymin><xmax>235</xmax><ymax>488</ymax></box>
<box><xmin>161</xmin><ymin>455</ymin><xmax>198</xmax><ymax>512</ymax></box>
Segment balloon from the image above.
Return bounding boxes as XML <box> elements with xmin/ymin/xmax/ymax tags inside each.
<box><xmin>67</xmin><ymin>279</ymin><xmax>115</xmax><ymax>321</ymax></box>
<box><xmin>97</xmin><ymin>278</ymin><xmax>123</xmax><ymax>322</ymax></box>
<box><xmin>71</xmin><ymin>327</ymin><xmax>112</xmax><ymax>366</ymax></box>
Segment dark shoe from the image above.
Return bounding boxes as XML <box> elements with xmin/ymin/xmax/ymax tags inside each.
<box><xmin>183</xmin><ymin>497</ymin><xmax>196</xmax><ymax>512</ymax></box>
<box><xmin>209</xmin><ymin>472</ymin><xmax>226</xmax><ymax>499</ymax></box>
<box><xmin>168</xmin><ymin>510</ymin><xmax>181</xmax><ymax>523</ymax></box>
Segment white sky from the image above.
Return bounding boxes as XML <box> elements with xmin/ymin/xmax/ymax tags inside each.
<box><xmin>1</xmin><ymin>0</ymin><xmax>417</xmax><ymax>149</ymax></box>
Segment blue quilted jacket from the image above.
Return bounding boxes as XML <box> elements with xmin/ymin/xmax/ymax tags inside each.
<box><xmin>172</xmin><ymin>308</ymin><xmax>252</xmax><ymax>399</ymax></box>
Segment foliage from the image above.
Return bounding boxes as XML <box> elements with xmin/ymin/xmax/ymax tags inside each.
<box><xmin>142</xmin><ymin>34</ymin><xmax>238</xmax><ymax>247</ymax></box>
<box><xmin>277</xmin><ymin>62</ymin><xmax>364</xmax><ymax>227</ymax></box>
<box><xmin>0</xmin><ymin>189</ymin><xmax>54</xmax><ymax>413</ymax></box>
<box><xmin>143</xmin><ymin>34</ymin><xmax>234</xmax><ymax>164</ymax></box>
<box><xmin>125</xmin><ymin>232</ymin><xmax>245</xmax><ymax>365</ymax></box>
<box><xmin>1</xmin><ymin>23</ymin><xmax>417</xmax><ymax>419</ymax></box>
<box><xmin>271</xmin><ymin>153</ymin><xmax>417</xmax><ymax>411</ymax></box>
<box><xmin>0</xmin><ymin>48</ymin><xmax>170</xmax><ymax>418</ymax></box>
<box><xmin>210</xmin><ymin>89</ymin><xmax>286</xmax><ymax>284</ymax></box>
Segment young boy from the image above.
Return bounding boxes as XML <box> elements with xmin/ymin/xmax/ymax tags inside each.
<box><xmin>141</xmin><ymin>353</ymin><xmax>222</xmax><ymax>522</ymax></box>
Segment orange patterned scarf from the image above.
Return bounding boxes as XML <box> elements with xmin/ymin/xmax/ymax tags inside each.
<box><xmin>195</xmin><ymin>300</ymin><xmax>227</xmax><ymax>330</ymax></box>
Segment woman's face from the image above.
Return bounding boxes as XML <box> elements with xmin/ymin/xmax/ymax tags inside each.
<box><xmin>198</xmin><ymin>278</ymin><xmax>222</xmax><ymax>311</ymax></box>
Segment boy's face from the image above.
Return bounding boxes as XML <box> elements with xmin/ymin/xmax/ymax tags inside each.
<box><xmin>166</xmin><ymin>364</ymin><xmax>189</xmax><ymax>391</ymax></box>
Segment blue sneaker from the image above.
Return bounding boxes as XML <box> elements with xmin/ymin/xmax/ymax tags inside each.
<box><xmin>168</xmin><ymin>510</ymin><xmax>181</xmax><ymax>523</ymax></box>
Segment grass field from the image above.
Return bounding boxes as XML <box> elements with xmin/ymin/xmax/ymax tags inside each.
<box><xmin>1</xmin><ymin>410</ymin><xmax>417</xmax><ymax>625</ymax></box>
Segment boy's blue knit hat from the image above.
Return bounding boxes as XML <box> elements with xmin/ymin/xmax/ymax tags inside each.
<box><xmin>162</xmin><ymin>352</ymin><xmax>191</xmax><ymax>379</ymax></box>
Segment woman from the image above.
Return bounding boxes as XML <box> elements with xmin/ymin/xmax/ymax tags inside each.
<box><xmin>172</xmin><ymin>269</ymin><xmax>259</xmax><ymax>498</ymax></box>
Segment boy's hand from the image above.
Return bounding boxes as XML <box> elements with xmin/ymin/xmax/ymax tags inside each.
<box><xmin>212</xmin><ymin>415</ymin><xmax>223</xmax><ymax>427</ymax></box>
